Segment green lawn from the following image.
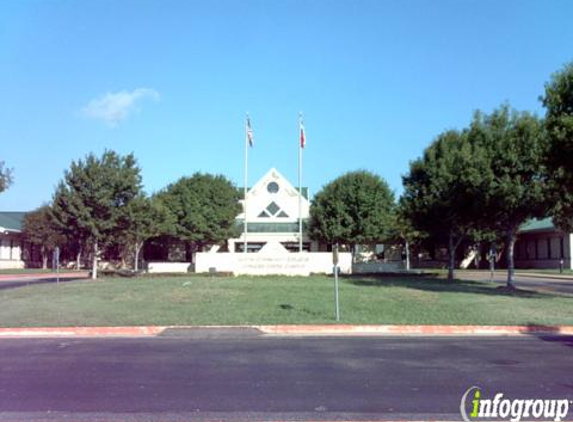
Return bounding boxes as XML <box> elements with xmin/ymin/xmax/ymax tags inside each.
<box><xmin>0</xmin><ymin>274</ymin><xmax>571</xmax><ymax>327</ymax></box>
<box><xmin>0</xmin><ymin>268</ymin><xmax>83</xmax><ymax>275</ymax></box>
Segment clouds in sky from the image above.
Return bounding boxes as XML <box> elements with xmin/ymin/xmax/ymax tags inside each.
<box><xmin>82</xmin><ymin>88</ymin><xmax>159</xmax><ymax>126</ymax></box>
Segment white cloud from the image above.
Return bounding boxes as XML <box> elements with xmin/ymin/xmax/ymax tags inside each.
<box><xmin>82</xmin><ymin>88</ymin><xmax>159</xmax><ymax>126</ymax></box>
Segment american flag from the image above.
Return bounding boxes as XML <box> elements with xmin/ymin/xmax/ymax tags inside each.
<box><xmin>300</xmin><ymin>115</ymin><xmax>306</xmax><ymax>148</ymax></box>
<box><xmin>246</xmin><ymin>116</ymin><xmax>254</xmax><ymax>147</ymax></box>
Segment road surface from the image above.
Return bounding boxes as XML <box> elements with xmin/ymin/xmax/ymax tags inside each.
<box><xmin>0</xmin><ymin>332</ymin><xmax>572</xmax><ymax>421</ymax></box>
<box><xmin>0</xmin><ymin>272</ymin><xmax>89</xmax><ymax>290</ymax></box>
<box><xmin>456</xmin><ymin>270</ymin><xmax>573</xmax><ymax>295</ymax></box>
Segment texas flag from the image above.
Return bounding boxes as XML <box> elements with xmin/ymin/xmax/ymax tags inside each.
<box><xmin>299</xmin><ymin>115</ymin><xmax>306</xmax><ymax>149</ymax></box>
<box><xmin>246</xmin><ymin>115</ymin><xmax>254</xmax><ymax>147</ymax></box>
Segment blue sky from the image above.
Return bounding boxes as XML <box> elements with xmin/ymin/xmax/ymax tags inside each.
<box><xmin>1</xmin><ymin>0</ymin><xmax>572</xmax><ymax>211</ymax></box>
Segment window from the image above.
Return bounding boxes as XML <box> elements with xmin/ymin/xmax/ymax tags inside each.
<box><xmin>266</xmin><ymin>202</ymin><xmax>280</xmax><ymax>216</ymax></box>
<box><xmin>267</xmin><ymin>182</ymin><xmax>279</xmax><ymax>194</ymax></box>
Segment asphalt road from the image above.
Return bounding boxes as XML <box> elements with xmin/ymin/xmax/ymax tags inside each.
<box><xmin>0</xmin><ymin>273</ymin><xmax>90</xmax><ymax>291</ymax></box>
<box><xmin>0</xmin><ymin>332</ymin><xmax>572</xmax><ymax>421</ymax></box>
<box><xmin>0</xmin><ymin>276</ymin><xmax>88</xmax><ymax>291</ymax></box>
<box><xmin>457</xmin><ymin>270</ymin><xmax>573</xmax><ymax>294</ymax></box>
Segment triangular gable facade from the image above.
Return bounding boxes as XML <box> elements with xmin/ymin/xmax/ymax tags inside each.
<box><xmin>238</xmin><ymin>168</ymin><xmax>310</xmax><ymax>224</ymax></box>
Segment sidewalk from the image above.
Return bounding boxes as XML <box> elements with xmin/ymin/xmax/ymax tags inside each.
<box><xmin>514</xmin><ymin>271</ymin><xmax>573</xmax><ymax>280</ymax></box>
<box><xmin>0</xmin><ymin>271</ymin><xmax>89</xmax><ymax>281</ymax></box>
<box><xmin>458</xmin><ymin>269</ymin><xmax>573</xmax><ymax>281</ymax></box>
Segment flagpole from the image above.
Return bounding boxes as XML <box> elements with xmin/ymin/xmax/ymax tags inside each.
<box><xmin>298</xmin><ymin>113</ymin><xmax>303</xmax><ymax>252</ymax></box>
<box><xmin>244</xmin><ymin>113</ymin><xmax>249</xmax><ymax>254</ymax></box>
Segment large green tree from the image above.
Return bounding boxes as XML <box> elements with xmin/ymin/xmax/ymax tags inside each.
<box><xmin>542</xmin><ymin>62</ymin><xmax>573</xmax><ymax>231</ymax></box>
<box><xmin>52</xmin><ymin>151</ymin><xmax>143</xmax><ymax>279</ymax></box>
<box><xmin>117</xmin><ymin>195</ymin><xmax>175</xmax><ymax>271</ymax></box>
<box><xmin>158</xmin><ymin>173</ymin><xmax>241</xmax><ymax>260</ymax></box>
<box><xmin>0</xmin><ymin>161</ymin><xmax>13</xmax><ymax>193</ymax></box>
<box><xmin>308</xmin><ymin>170</ymin><xmax>395</xmax><ymax>257</ymax></box>
<box><xmin>401</xmin><ymin>130</ymin><xmax>489</xmax><ymax>282</ymax></box>
<box><xmin>468</xmin><ymin>106</ymin><xmax>548</xmax><ymax>288</ymax></box>
<box><xmin>22</xmin><ymin>205</ymin><xmax>64</xmax><ymax>269</ymax></box>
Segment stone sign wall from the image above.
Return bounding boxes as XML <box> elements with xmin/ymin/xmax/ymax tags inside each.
<box><xmin>195</xmin><ymin>252</ymin><xmax>352</xmax><ymax>276</ymax></box>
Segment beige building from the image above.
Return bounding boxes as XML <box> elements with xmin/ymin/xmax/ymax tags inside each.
<box><xmin>514</xmin><ymin>218</ymin><xmax>573</xmax><ymax>270</ymax></box>
<box><xmin>228</xmin><ymin>168</ymin><xmax>324</xmax><ymax>253</ymax></box>
<box><xmin>0</xmin><ymin>212</ymin><xmax>26</xmax><ymax>269</ymax></box>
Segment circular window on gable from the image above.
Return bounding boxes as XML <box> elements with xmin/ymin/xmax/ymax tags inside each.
<box><xmin>267</xmin><ymin>182</ymin><xmax>279</xmax><ymax>194</ymax></box>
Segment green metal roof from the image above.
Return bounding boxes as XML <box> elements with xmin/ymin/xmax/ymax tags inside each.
<box><xmin>518</xmin><ymin>217</ymin><xmax>556</xmax><ymax>234</ymax></box>
<box><xmin>235</xmin><ymin>219</ymin><xmax>308</xmax><ymax>233</ymax></box>
<box><xmin>0</xmin><ymin>212</ymin><xmax>26</xmax><ymax>232</ymax></box>
<box><xmin>295</xmin><ymin>187</ymin><xmax>309</xmax><ymax>200</ymax></box>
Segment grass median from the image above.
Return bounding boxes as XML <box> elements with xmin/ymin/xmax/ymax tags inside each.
<box><xmin>0</xmin><ymin>274</ymin><xmax>571</xmax><ymax>327</ymax></box>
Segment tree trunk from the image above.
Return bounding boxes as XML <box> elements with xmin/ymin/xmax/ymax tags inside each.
<box><xmin>447</xmin><ymin>233</ymin><xmax>455</xmax><ymax>282</ymax></box>
<box><xmin>474</xmin><ymin>242</ymin><xmax>481</xmax><ymax>269</ymax></box>
<box><xmin>134</xmin><ymin>242</ymin><xmax>142</xmax><ymax>272</ymax></box>
<box><xmin>405</xmin><ymin>239</ymin><xmax>411</xmax><ymax>271</ymax></box>
<box><xmin>489</xmin><ymin>245</ymin><xmax>495</xmax><ymax>277</ymax></box>
<box><xmin>185</xmin><ymin>243</ymin><xmax>193</xmax><ymax>262</ymax></box>
<box><xmin>92</xmin><ymin>240</ymin><xmax>98</xmax><ymax>280</ymax></box>
<box><xmin>41</xmin><ymin>246</ymin><xmax>48</xmax><ymax>270</ymax></box>
<box><xmin>506</xmin><ymin>230</ymin><xmax>516</xmax><ymax>289</ymax></box>
<box><xmin>76</xmin><ymin>245</ymin><xmax>82</xmax><ymax>270</ymax></box>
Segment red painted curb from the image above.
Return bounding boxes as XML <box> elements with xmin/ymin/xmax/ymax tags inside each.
<box><xmin>255</xmin><ymin>324</ymin><xmax>573</xmax><ymax>336</ymax></box>
<box><xmin>0</xmin><ymin>324</ymin><xmax>572</xmax><ymax>338</ymax></box>
<box><xmin>0</xmin><ymin>326</ymin><xmax>165</xmax><ymax>337</ymax></box>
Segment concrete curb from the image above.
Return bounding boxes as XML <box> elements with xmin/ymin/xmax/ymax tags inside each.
<box><xmin>0</xmin><ymin>326</ymin><xmax>165</xmax><ymax>337</ymax></box>
<box><xmin>1</xmin><ymin>324</ymin><xmax>573</xmax><ymax>338</ymax></box>
<box><xmin>255</xmin><ymin>324</ymin><xmax>573</xmax><ymax>336</ymax></box>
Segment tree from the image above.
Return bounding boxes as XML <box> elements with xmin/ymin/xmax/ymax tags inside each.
<box><xmin>118</xmin><ymin>195</ymin><xmax>175</xmax><ymax>271</ymax></box>
<box><xmin>387</xmin><ymin>201</ymin><xmax>426</xmax><ymax>271</ymax></box>
<box><xmin>308</xmin><ymin>170</ymin><xmax>395</xmax><ymax>258</ymax></box>
<box><xmin>158</xmin><ymin>173</ymin><xmax>241</xmax><ymax>260</ymax></box>
<box><xmin>401</xmin><ymin>130</ymin><xmax>489</xmax><ymax>282</ymax></box>
<box><xmin>468</xmin><ymin>106</ymin><xmax>548</xmax><ymax>288</ymax></box>
<box><xmin>542</xmin><ymin>62</ymin><xmax>573</xmax><ymax>231</ymax></box>
<box><xmin>52</xmin><ymin>151</ymin><xmax>143</xmax><ymax>279</ymax></box>
<box><xmin>22</xmin><ymin>205</ymin><xmax>64</xmax><ymax>269</ymax></box>
<box><xmin>0</xmin><ymin>161</ymin><xmax>13</xmax><ymax>194</ymax></box>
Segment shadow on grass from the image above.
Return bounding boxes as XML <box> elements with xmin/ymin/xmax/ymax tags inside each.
<box><xmin>279</xmin><ymin>303</ymin><xmax>323</xmax><ymax>317</ymax></box>
<box><xmin>342</xmin><ymin>274</ymin><xmax>550</xmax><ymax>298</ymax></box>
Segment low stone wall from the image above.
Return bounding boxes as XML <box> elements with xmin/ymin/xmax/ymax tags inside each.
<box><xmin>0</xmin><ymin>260</ymin><xmax>25</xmax><ymax>270</ymax></box>
<box><xmin>147</xmin><ymin>262</ymin><xmax>193</xmax><ymax>273</ymax></box>
<box><xmin>195</xmin><ymin>252</ymin><xmax>352</xmax><ymax>276</ymax></box>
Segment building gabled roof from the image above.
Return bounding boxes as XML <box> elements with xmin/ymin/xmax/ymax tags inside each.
<box><xmin>518</xmin><ymin>217</ymin><xmax>556</xmax><ymax>234</ymax></box>
<box><xmin>0</xmin><ymin>212</ymin><xmax>27</xmax><ymax>233</ymax></box>
<box><xmin>241</xmin><ymin>168</ymin><xmax>309</xmax><ymax>200</ymax></box>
